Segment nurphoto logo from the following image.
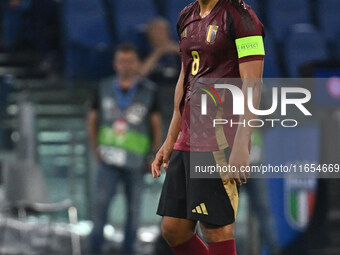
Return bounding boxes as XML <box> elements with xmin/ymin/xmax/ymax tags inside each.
<box><xmin>200</xmin><ymin>84</ymin><xmax>312</xmax><ymax>128</ymax></box>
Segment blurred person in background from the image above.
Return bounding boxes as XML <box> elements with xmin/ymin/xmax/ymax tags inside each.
<box><xmin>141</xmin><ymin>18</ymin><xmax>181</xmax><ymax>140</ymax></box>
<box><xmin>88</xmin><ymin>43</ymin><xmax>162</xmax><ymax>255</ymax></box>
<box><xmin>140</xmin><ymin>18</ymin><xmax>181</xmax><ymax>86</ymax></box>
<box><xmin>6</xmin><ymin>0</ymin><xmax>25</xmax><ymax>9</ymax></box>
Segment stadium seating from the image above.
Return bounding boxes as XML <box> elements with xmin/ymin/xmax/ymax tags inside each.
<box><xmin>337</xmin><ymin>41</ymin><xmax>340</xmax><ymax>61</ymax></box>
<box><xmin>263</xmin><ymin>34</ymin><xmax>281</xmax><ymax>78</ymax></box>
<box><xmin>317</xmin><ymin>0</ymin><xmax>340</xmax><ymax>44</ymax></box>
<box><xmin>244</xmin><ymin>0</ymin><xmax>261</xmax><ymax>20</ymax></box>
<box><xmin>266</xmin><ymin>0</ymin><xmax>312</xmax><ymax>41</ymax></box>
<box><xmin>59</xmin><ymin>0</ymin><xmax>338</xmax><ymax>80</ymax></box>
<box><xmin>64</xmin><ymin>45</ymin><xmax>113</xmax><ymax>80</ymax></box>
<box><xmin>63</xmin><ymin>0</ymin><xmax>114</xmax><ymax>80</ymax></box>
<box><xmin>1</xmin><ymin>0</ymin><xmax>31</xmax><ymax>50</ymax></box>
<box><xmin>165</xmin><ymin>0</ymin><xmax>195</xmax><ymax>37</ymax></box>
<box><xmin>113</xmin><ymin>0</ymin><xmax>157</xmax><ymax>42</ymax></box>
<box><xmin>63</xmin><ymin>0</ymin><xmax>112</xmax><ymax>48</ymax></box>
<box><xmin>284</xmin><ymin>24</ymin><xmax>328</xmax><ymax>77</ymax></box>
<box><xmin>152</xmin><ymin>0</ymin><xmax>166</xmax><ymax>16</ymax></box>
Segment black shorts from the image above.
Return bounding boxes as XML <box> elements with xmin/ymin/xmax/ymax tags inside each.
<box><xmin>157</xmin><ymin>148</ymin><xmax>239</xmax><ymax>226</ymax></box>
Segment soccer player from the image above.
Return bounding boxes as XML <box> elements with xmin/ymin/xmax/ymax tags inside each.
<box><xmin>152</xmin><ymin>0</ymin><xmax>265</xmax><ymax>254</ymax></box>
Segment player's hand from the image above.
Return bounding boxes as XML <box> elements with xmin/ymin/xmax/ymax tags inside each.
<box><xmin>228</xmin><ymin>145</ymin><xmax>250</xmax><ymax>185</ymax></box>
<box><xmin>157</xmin><ymin>43</ymin><xmax>179</xmax><ymax>55</ymax></box>
<box><xmin>151</xmin><ymin>140</ymin><xmax>174</xmax><ymax>178</ymax></box>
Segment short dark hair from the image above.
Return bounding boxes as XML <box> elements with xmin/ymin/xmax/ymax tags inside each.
<box><xmin>114</xmin><ymin>43</ymin><xmax>139</xmax><ymax>58</ymax></box>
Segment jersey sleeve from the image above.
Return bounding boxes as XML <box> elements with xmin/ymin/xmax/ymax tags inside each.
<box><xmin>176</xmin><ymin>3</ymin><xmax>192</xmax><ymax>40</ymax></box>
<box><xmin>176</xmin><ymin>11</ymin><xmax>186</xmax><ymax>56</ymax></box>
<box><xmin>176</xmin><ymin>3</ymin><xmax>195</xmax><ymax>56</ymax></box>
<box><xmin>229</xmin><ymin>2</ymin><xmax>265</xmax><ymax>64</ymax></box>
<box><xmin>176</xmin><ymin>16</ymin><xmax>183</xmax><ymax>56</ymax></box>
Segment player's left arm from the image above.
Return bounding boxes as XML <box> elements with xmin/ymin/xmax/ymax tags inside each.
<box><xmin>229</xmin><ymin>60</ymin><xmax>264</xmax><ymax>185</ymax></box>
<box><xmin>227</xmin><ymin>3</ymin><xmax>265</xmax><ymax>185</ymax></box>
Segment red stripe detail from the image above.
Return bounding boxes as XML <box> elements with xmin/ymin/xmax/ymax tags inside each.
<box><xmin>205</xmin><ymin>84</ymin><xmax>222</xmax><ymax>106</ymax></box>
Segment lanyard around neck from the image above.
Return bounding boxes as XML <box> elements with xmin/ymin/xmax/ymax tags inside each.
<box><xmin>113</xmin><ymin>79</ymin><xmax>138</xmax><ymax>111</ymax></box>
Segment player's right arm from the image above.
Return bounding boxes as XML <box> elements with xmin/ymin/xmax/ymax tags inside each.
<box><xmin>151</xmin><ymin>63</ymin><xmax>184</xmax><ymax>178</ymax></box>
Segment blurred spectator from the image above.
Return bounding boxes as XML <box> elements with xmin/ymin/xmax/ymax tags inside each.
<box><xmin>140</xmin><ymin>18</ymin><xmax>181</xmax><ymax>86</ymax></box>
<box><xmin>141</xmin><ymin>18</ymin><xmax>181</xmax><ymax>140</ymax></box>
<box><xmin>88</xmin><ymin>43</ymin><xmax>162</xmax><ymax>255</ymax></box>
<box><xmin>7</xmin><ymin>0</ymin><xmax>24</xmax><ymax>9</ymax></box>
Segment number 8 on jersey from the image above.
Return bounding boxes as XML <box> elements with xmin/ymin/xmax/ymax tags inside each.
<box><xmin>191</xmin><ymin>51</ymin><xmax>200</xmax><ymax>76</ymax></box>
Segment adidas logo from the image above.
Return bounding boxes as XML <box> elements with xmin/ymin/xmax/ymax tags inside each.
<box><xmin>192</xmin><ymin>203</ymin><xmax>208</xmax><ymax>215</ymax></box>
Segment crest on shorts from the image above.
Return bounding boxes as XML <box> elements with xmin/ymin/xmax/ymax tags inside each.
<box><xmin>206</xmin><ymin>25</ymin><xmax>219</xmax><ymax>43</ymax></box>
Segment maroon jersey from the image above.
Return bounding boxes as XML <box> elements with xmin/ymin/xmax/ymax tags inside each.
<box><xmin>173</xmin><ymin>0</ymin><xmax>265</xmax><ymax>152</ymax></box>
